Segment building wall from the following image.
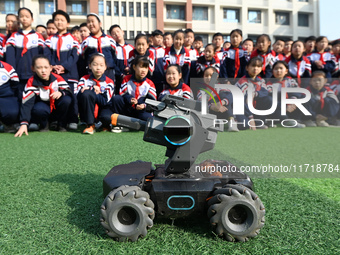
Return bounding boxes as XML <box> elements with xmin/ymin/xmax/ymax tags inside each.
<box><xmin>0</xmin><ymin>0</ymin><xmax>319</xmax><ymax>44</ymax></box>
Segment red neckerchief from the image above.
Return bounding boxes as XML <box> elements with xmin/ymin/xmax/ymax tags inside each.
<box><xmin>233</xmin><ymin>47</ymin><xmax>240</xmax><ymax>78</ymax></box>
<box><xmin>21</xmin><ymin>33</ymin><xmax>29</xmax><ymax>56</ymax></box>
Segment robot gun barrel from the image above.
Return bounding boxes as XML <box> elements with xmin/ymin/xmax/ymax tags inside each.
<box><xmin>111</xmin><ymin>114</ymin><xmax>146</xmax><ymax>131</ymax></box>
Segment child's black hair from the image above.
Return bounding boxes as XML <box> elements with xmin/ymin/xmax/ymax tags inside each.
<box><xmin>163</xmin><ymin>32</ymin><xmax>173</xmax><ymax>38</ymax></box>
<box><xmin>272</xmin><ymin>60</ymin><xmax>288</xmax><ymax>70</ymax></box>
<box><xmin>166</xmin><ymin>64</ymin><xmax>182</xmax><ymax>74</ymax></box>
<box><xmin>46</xmin><ymin>19</ymin><xmax>54</xmax><ymax>26</ymax></box>
<box><xmin>242</xmin><ymin>38</ymin><xmax>254</xmax><ymax>46</ymax></box>
<box><xmin>18</xmin><ymin>7</ymin><xmax>33</xmax><ymax>18</ymax></box>
<box><xmin>88</xmin><ymin>53</ymin><xmax>107</xmax><ymax>67</ymax></box>
<box><xmin>87</xmin><ymin>13</ymin><xmax>101</xmax><ymax>23</ymax></box>
<box><xmin>292</xmin><ymin>40</ymin><xmax>304</xmax><ymax>48</ymax></box>
<box><xmin>204</xmin><ymin>66</ymin><xmax>218</xmax><ymax>75</ymax></box>
<box><xmin>284</xmin><ymin>38</ymin><xmax>293</xmax><ymax>43</ymax></box>
<box><xmin>246</xmin><ymin>57</ymin><xmax>263</xmax><ymax>67</ymax></box>
<box><xmin>194</xmin><ymin>36</ymin><xmax>203</xmax><ymax>42</ymax></box>
<box><xmin>304</xmin><ymin>36</ymin><xmax>316</xmax><ymax>43</ymax></box>
<box><xmin>133</xmin><ymin>55</ymin><xmax>149</xmax><ymax>68</ymax></box>
<box><xmin>213</xmin><ymin>32</ymin><xmax>223</xmax><ymax>40</ymax></box>
<box><xmin>134</xmin><ymin>33</ymin><xmax>148</xmax><ymax>44</ymax></box>
<box><xmin>109</xmin><ymin>24</ymin><xmax>121</xmax><ymax>34</ymax></box>
<box><xmin>315</xmin><ymin>36</ymin><xmax>328</xmax><ymax>44</ymax></box>
<box><xmin>152</xmin><ymin>29</ymin><xmax>164</xmax><ymax>37</ymax></box>
<box><xmin>205</xmin><ymin>43</ymin><xmax>216</xmax><ymax>52</ymax></box>
<box><xmin>36</xmin><ymin>25</ymin><xmax>46</xmax><ymax>30</ymax></box>
<box><xmin>311</xmin><ymin>70</ymin><xmax>326</xmax><ymax>78</ymax></box>
<box><xmin>52</xmin><ymin>10</ymin><xmax>70</xmax><ymax>23</ymax></box>
<box><xmin>230</xmin><ymin>29</ymin><xmax>242</xmax><ymax>37</ymax></box>
<box><xmin>274</xmin><ymin>38</ymin><xmax>285</xmax><ymax>44</ymax></box>
<box><xmin>32</xmin><ymin>55</ymin><xmax>50</xmax><ymax>67</ymax></box>
<box><xmin>332</xmin><ymin>39</ymin><xmax>340</xmax><ymax>46</ymax></box>
<box><xmin>79</xmin><ymin>22</ymin><xmax>88</xmax><ymax>28</ymax></box>
<box><xmin>256</xmin><ymin>34</ymin><xmax>271</xmax><ymax>51</ymax></box>
<box><xmin>184</xmin><ymin>28</ymin><xmax>194</xmax><ymax>35</ymax></box>
<box><xmin>173</xmin><ymin>29</ymin><xmax>185</xmax><ymax>38</ymax></box>
<box><xmin>71</xmin><ymin>26</ymin><xmax>80</xmax><ymax>33</ymax></box>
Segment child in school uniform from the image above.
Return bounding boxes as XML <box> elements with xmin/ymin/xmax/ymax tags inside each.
<box><xmin>250</xmin><ymin>34</ymin><xmax>276</xmax><ymax>79</ymax></box>
<box><xmin>5</xmin><ymin>7</ymin><xmax>44</xmax><ymax>99</ymax></box>
<box><xmin>331</xmin><ymin>39</ymin><xmax>340</xmax><ymax>77</ymax></box>
<box><xmin>196</xmin><ymin>44</ymin><xmax>220</xmax><ymax>77</ymax></box>
<box><xmin>285</xmin><ymin>40</ymin><xmax>312</xmax><ymax>88</ymax></box>
<box><xmin>163</xmin><ymin>32</ymin><xmax>173</xmax><ymax>49</ymax></box>
<box><xmin>44</xmin><ymin>10</ymin><xmax>80</xmax><ymax>130</ymax></box>
<box><xmin>109</xmin><ymin>24</ymin><xmax>134</xmax><ymax>93</ymax></box>
<box><xmin>0</xmin><ymin>61</ymin><xmax>19</xmax><ymax>132</ymax></box>
<box><xmin>242</xmin><ymin>38</ymin><xmax>254</xmax><ymax>61</ymax></box>
<box><xmin>128</xmin><ymin>33</ymin><xmax>155</xmax><ymax>78</ymax></box>
<box><xmin>307</xmin><ymin>36</ymin><xmax>336</xmax><ymax>79</ymax></box>
<box><xmin>112</xmin><ymin>56</ymin><xmax>157</xmax><ymax>122</ymax></box>
<box><xmin>273</xmin><ymin>39</ymin><xmax>285</xmax><ymax>61</ymax></box>
<box><xmin>184</xmin><ymin>29</ymin><xmax>197</xmax><ymax>82</ymax></box>
<box><xmin>14</xmin><ymin>55</ymin><xmax>72</xmax><ymax>137</ymax></box>
<box><xmin>304</xmin><ymin>36</ymin><xmax>316</xmax><ymax>56</ymax></box>
<box><xmin>163</xmin><ymin>30</ymin><xmax>191</xmax><ymax>85</ymax></box>
<box><xmin>158</xmin><ymin>64</ymin><xmax>193</xmax><ymax>101</ymax></box>
<box><xmin>80</xmin><ymin>13</ymin><xmax>118</xmax><ymax>82</ymax></box>
<box><xmin>193</xmin><ymin>36</ymin><xmax>204</xmax><ymax>57</ymax></box>
<box><xmin>220</xmin><ymin>29</ymin><xmax>247</xmax><ymax>81</ymax></box>
<box><xmin>302</xmin><ymin>71</ymin><xmax>339</xmax><ymax>127</ymax></box>
<box><xmin>283</xmin><ymin>39</ymin><xmax>293</xmax><ymax>58</ymax></box>
<box><xmin>149</xmin><ymin>30</ymin><xmax>166</xmax><ymax>96</ymax></box>
<box><xmin>212</xmin><ymin>32</ymin><xmax>224</xmax><ymax>62</ymax></box>
<box><xmin>235</xmin><ymin>57</ymin><xmax>272</xmax><ymax>130</ymax></box>
<box><xmin>77</xmin><ymin>53</ymin><xmax>115</xmax><ymax>134</ymax></box>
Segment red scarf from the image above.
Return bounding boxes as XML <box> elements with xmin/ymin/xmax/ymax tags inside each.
<box><xmin>21</xmin><ymin>33</ymin><xmax>29</xmax><ymax>56</ymax></box>
<box><xmin>234</xmin><ymin>47</ymin><xmax>240</xmax><ymax>78</ymax></box>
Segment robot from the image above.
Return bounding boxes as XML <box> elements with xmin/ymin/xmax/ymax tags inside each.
<box><xmin>100</xmin><ymin>74</ymin><xmax>265</xmax><ymax>242</ymax></box>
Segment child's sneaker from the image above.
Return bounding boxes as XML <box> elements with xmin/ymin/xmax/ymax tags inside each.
<box><xmin>68</xmin><ymin>123</ymin><xmax>78</xmax><ymax>130</ymax></box>
<box><xmin>227</xmin><ymin>119</ymin><xmax>239</xmax><ymax>132</ymax></box>
<box><xmin>303</xmin><ymin>119</ymin><xmax>317</xmax><ymax>127</ymax></box>
<box><xmin>111</xmin><ymin>126</ymin><xmax>123</xmax><ymax>133</ymax></box>
<box><xmin>83</xmin><ymin>125</ymin><xmax>95</xmax><ymax>134</ymax></box>
<box><xmin>28</xmin><ymin>123</ymin><xmax>39</xmax><ymax>131</ymax></box>
<box><xmin>284</xmin><ymin>120</ymin><xmax>305</xmax><ymax>128</ymax></box>
<box><xmin>316</xmin><ymin>120</ymin><xmax>329</xmax><ymax>127</ymax></box>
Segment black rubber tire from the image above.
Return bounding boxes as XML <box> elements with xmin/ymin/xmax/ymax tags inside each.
<box><xmin>207</xmin><ymin>184</ymin><xmax>265</xmax><ymax>242</ymax></box>
<box><xmin>100</xmin><ymin>185</ymin><xmax>155</xmax><ymax>242</ymax></box>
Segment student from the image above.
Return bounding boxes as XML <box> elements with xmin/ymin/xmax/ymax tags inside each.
<box><xmin>77</xmin><ymin>53</ymin><xmax>115</xmax><ymax>134</ymax></box>
<box><xmin>149</xmin><ymin>29</ymin><xmax>165</xmax><ymax>96</ymax></box>
<box><xmin>79</xmin><ymin>22</ymin><xmax>90</xmax><ymax>42</ymax></box>
<box><xmin>304</xmin><ymin>36</ymin><xmax>316</xmax><ymax>56</ymax></box>
<box><xmin>302</xmin><ymin>71</ymin><xmax>339</xmax><ymax>127</ymax></box>
<box><xmin>266</xmin><ymin>61</ymin><xmax>305</xmax><ymax>128</ymax></box>
<box><xmin>285</xmin><ymin>40</ymin><xmax>312</xmax><ymax>87</ymax></box>
<box><xmin>235</xmin><ymin>57</ymin><xmax>272</xmax><ymax>130</ymax></box>
<box><xmin>273</xmin><ymin>39</ymin><xmax>285</xmax><ymax>60</ymax></box>
<box><xmin>283</xmin><ymin>39</ymin><xmax>293</xmax><ymax>58</ymax></box>
<box><xmin>158</xmin><ymin>64</ymin><xmax>193</xmax><ymax>100</ymax></box>
<box><xmin>44</xmin><ymin>10</ymin><xmax>80</xmax><ymax>130</ymax></box>
<box><xmin>184</xmin><ymin>29</ymin><xmax>197</xmax><ymax>83</ymax></box>
<box><xmin>113</xmin><ymin>56</ymin><xmax>157</xmax><ymax>121</ymax></box>
<box><xmin>46</xmin><ymin>19</ymin><xmax>58</xmax><ymax>37</ymax></box>
<box><xmin>197</xmin><ymin>67</ymin><xmax>238</xmax><ymax>132</ymax></box>
<box><xmin>223</xmin><ymin>41</ymin><xmax>231</xmax><ymax>51</ymax></box>
<box><xmin>36</xmin><ymin>25</ymin><xmax>48</xmax><ymax>40</ymax></box>
<box><xmin>250</xmin><ymin>34</ymin><xmax>276</xmax><ymax>78</ymax></box>
<box><xmin>163</xmin><ymin>30</ymin><xmax>191</xmax><ymax>84</ymax></box>
<box><xmin>220</xmin><ymin>29</ymin><xmax>247</xmax><ymax>81</ymax></box>
<box><xmin>212</xmin><ymin>32</ymin><xmax>224</xmax><ymax>62</ymax></box>
<box><xmin>331</xmin><ymin>39</ymin><xmax>340</xmax><ymax>77</ymax></box>
<box><xmin>6</xmin><ymin>7</ymin><xmax>45</xmax><ymax>100</ymax></box>
<box><xmin>163</xmin><ymin>32</ymin><xmax>173</xmax><ymax>49</ymax></box>
<box><xmin>128</xmin><ymin>33</ymin><xmax>155</xmax><ymax>78</ymax></box>
<box><xmin>196</xmin><ymin>44</ymin><xmax>220</xmax><ymax>77</ymax></box>
<box><xmin>110</xmin><ymin>24</ymin><xmax>134</xmax><ymax>92</ymax></box>
<box><xmin>70</xmin><ymin>25</ymin><xmax>82</xmax><ymax>43</ymax></box>
<box><xmin>242</xmin><ymin>38</ymin><xmax>254</xmax><ymax>60</ymax></box>
<box><xmin>81</xmin><ymin>13</ymin><xmax>117</xmax><ymax>82</ymax></box>
<box><xmin>193</xmin><ymin>36</ymin><xmax>204</xmax><ymax>56</ymax></box>
<box><xmin>14</xmin><ymin>55</ymin><xmax>72</xmax><ymax>137</ymax></box>
<box><xmin>307</xmin><ymin>36</ymin><xmax>336</xmax><ymax>79</ymax></box>
<box><xmin>0</xmin><ymin>35</ymin><xmax>4</xmax><ymax>61</ymax></box>
<box><xmin>5</xmin><ymin>13</ymin><xmax>18</xmax><ymax>39</ymax></box>
<box><xmin>0</xmin><ymin>60</ymin><xmax>19</xmax><ymax>132</ymax></box>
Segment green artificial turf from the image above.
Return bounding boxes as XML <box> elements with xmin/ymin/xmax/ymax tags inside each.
<box><xmin>0</xmin><ymin>128</ymin><xmax>339</xmax><ymax>254</ymax></box>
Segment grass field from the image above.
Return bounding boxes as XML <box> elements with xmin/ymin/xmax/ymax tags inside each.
<box><xmin>0</xmin><ymin>127</ymin><xmax>339</xmax><ymax>254</ymax></box>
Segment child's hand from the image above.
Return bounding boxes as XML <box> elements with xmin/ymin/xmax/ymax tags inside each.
<box><xmin>93</xmin><ymin>85</ymin><xmax>101</xmax><ymax>94</ymax></box>
<box><xmin>286</xmin><ymin>104</ymin><xmax>296</xmax><ymax>113</ymax></box>
<box><xmin>136</xmin><ymin>104</ymin><xmax>145</xmax><ymax>110</ymax></box>
<box><xmin>81</xmin><ymin>87</ymin><xmax>90</xmax><ymax>93</ymax></box>
<box><xmin>314</xmin><ymin>60</ymin><xmax>324</xmax><ymax>69</ymax></box>
<box><xmin>50</xmin><ymin>91</ymin><xmax>62</xmax><ymax>100</ymax></box>
<box><xmin>14</xmin><ymin>125</ymin><xmax>28</xmax><ymax>137</ymax></box>
<box><xmin>131</xmin><ymin>98</ymin><xmax>138</xmax><ymax>105</ymax></box>
<box><xmin>210</xmin><ymin>104</ymin><xmax>228</xmax><ymax>113</ymax></box>
<box><xmin>249</xmin><ymin>119</ymin><xmax>256</xmax><ymax>131</ymax></box>
<box><xmin>124</xmin><ymin>67</ymin><xmax>130</xmax><ymax>74</ymax></box>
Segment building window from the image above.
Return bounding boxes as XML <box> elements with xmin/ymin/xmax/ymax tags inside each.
<box><xmin>39</xmin><ymin>0</ymin><xmax>54</xmax><ymax>15</ymax></box>
<box><xmin>144</xmin><ymin>3</ymin><xmax>148</xmax><ymax>17</ymax></box>
<box><xmin>151</xmin><ymin>3</ymin><xmax>156</xmax><ymax>18</ymax></box>
<box><xmin>129</xmin><ymin>31</ymin><xmax>134</xmax><ymax>39</ymax></box>
<box><xmin>0</xmin><ymin>0</ymin><xmax>19</xmax><ymax>14</ymax></box>
<box><xmin>193</xmin><ymin>6</ymin><xmax>208</xmax><ymax>21</ymax></box>
<box><xmin>114</xmin><ymin>1</ymin><xmax>119</xmax><ymax>16</ymax></box>
<box><xmin>298</xmin><ymin>0</ymin><xmax>308</xmax><ymax>2</ymax></box>
<box><xmin>107</xmin><ymin>1</ymin><xmax>112</xmax><ymax>16</ymax></box>
<box><xmin>223</xmin><ymin>9</ymin><xmax>240</xmax><ymax>23</ymax></box>
<box><xmin>121</xmin><ymin>2</ymin><xmax>126</xmax><ymax>17</ymax></box>
<box><xmin>66</xmin><ymin>1</ymin><xmax>87</xmax><ymax>15</ymax></box>
<box><xmin>137</xmin><ymin>2</ymin><xmax>141</xmax><ymax>17</ymax></box>
<box><xmin>248</xmin><ymin>10</ymin><xmax>261</xmax><ymax>24</ymax></box>
<box><xmin>98</xmin><ymin>0</ymin><xmax>104</xmax><ymax>15</ymax></box>
<box><xmin>166</xmin><ymin>5</ymin><xmax>185</xmax><ymax>20</ymax></box>
<box><xmin>129</xmin><ymin>2</ymin><xmax>134</xmax><ymax>17</ymax></box>
<box><xmin>195</xmin><ymin>34</ymin><xmax>208</xmax><ymax>46</ymax></box>
<box><xmin>275</xmin><ymin>12</ymin><xmax>289</xmax><ymax>25</ymax></box>
<box><xmin>123</xmin><ymin>30</ymin><xmax>127</xmax><ymax>39</ymax></box>
<box><xmin>298</xmin><ymin>13</ymin><xmax>309</xmax><ymax>27</ymax></box>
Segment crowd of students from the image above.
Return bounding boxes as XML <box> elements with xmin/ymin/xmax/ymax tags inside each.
<box><xmin>0</xmin><ymin>7</ymin><xmax>339</xmax><ymax>136</ymax></box>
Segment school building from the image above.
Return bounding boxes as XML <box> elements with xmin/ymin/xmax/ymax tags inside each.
<box><xmin>0</xmin><ymin>0</ymin><xmax>319</xmax><ymax>44</ymax></box>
